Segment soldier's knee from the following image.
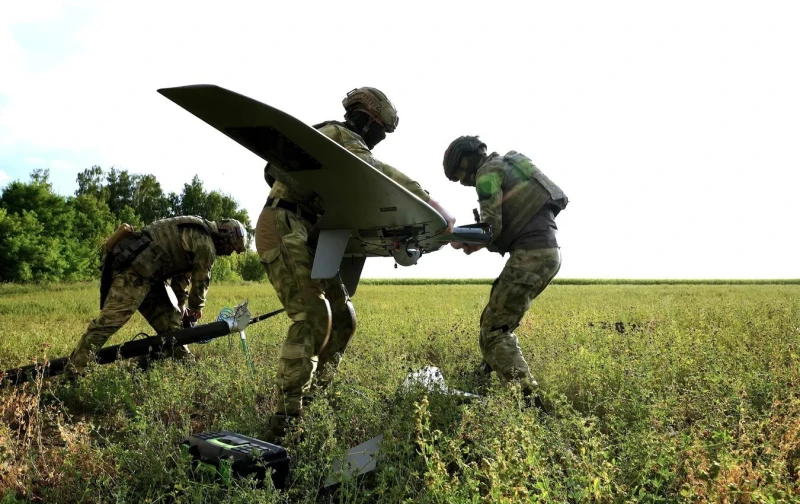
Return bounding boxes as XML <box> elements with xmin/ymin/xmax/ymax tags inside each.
<box><xmin>276</xmin><ymin>344</ymin><xmax>314</xmax><ymax>390</ymax></box>
<box><xmin>88</xmin><ymin>310</ymin><xmax>131</xmax><ymax>333</ymax></box>
<box><xmin>276</xmin><ymin>358</ymin><xmax>314</xmax><ymax>389</ymax></box>
<box><xmin>481</xmin><ymin>324</ymin><xmax>513</xmax><ymax>344</ymax></box>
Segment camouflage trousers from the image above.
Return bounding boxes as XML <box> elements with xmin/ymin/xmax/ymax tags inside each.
<box><xmin>480</xmin><ymin>247</ymin><xmax>561</xmax><ymax>393</ymax></box>
<box><xmin>68</xmin><ymin>269</ymin><xmax>192</xmax><ymax>373</ymax></box>
<box><xmin>256</xmin><ymin>204</ymin><xmax>356</xmax><ymax>418</ymax></box>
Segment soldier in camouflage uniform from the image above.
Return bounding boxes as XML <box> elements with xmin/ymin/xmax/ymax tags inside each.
<box><xmin>442</xmin><ymin>136</ymin><xmax>568</xmax><ymax>397</ymax></box>
<box><xmin>67</xmin><ymin>216</ymin><xmax>247</xmax><ymax>375</ymax></box>
<box><xmin>257</xmin><ymin>87</ymin><xmax>456</xmax><ymax>441</ymax></box>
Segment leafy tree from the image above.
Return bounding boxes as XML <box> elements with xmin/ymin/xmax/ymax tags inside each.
<box><xmin>0</xmin><ymin>169</ymin><xmax>74</xmax><ymax>239</ymax></box>
<box><xmin>0</xmin><ymin>209</ymin><xmax>68</xmax><ymax>282</ymax></box>
<box><xmin>205</xmin><ymin>191</ymin><xmax>224</xmax><ymax>221</ymax></box>
<box><xmin>179</xmin><ymin>175</ymin><xmax>206</xmax><ymax>217</ymax></box>
<box><xmin>0</xmin><ymin>167</ymin><xmax>254</xmax><ymax>283</ymax></box>
<box><xmin>239</xmin><ymin>251</ymin><xmax>266</xmax><ymax>281</ymax></box>
<box><xmin>75</xmin><ymin>165</ymin><xmax>106</xmax><ymax>200</ymax></box>
<box><xmin>166</xmin><ymin>191</ymin><xmax>181</xmax><ymax>215</ymax></box>
<box><xmin>133</xmin><ymin>174</ymin><xmax>170</xmax><ymax>224</ymax></box>
<box><xmin>105</xmin><ymin>168</ymin><xmax>137</xmax><ymax>217</ymax></box>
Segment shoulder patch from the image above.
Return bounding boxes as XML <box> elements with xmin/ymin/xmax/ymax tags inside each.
<box><xmin>476</xmin><ymin>172</ymin><xmax>502</xmax><ymax>200</ymax></box>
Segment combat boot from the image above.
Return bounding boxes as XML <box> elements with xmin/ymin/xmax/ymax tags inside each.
<box><xmin>520</xmin><ymin>377</ymin><xmax>547</xmax><ymax>412</ymax></box>
<box><xmin>473</xmin><ymin>361</ymin><xmax>493</xmax><ymax>376</ymax></box>
<box><xmin>266</xmin><ymin>413</ymin><xmax>299</xmax><ymax>445</ymax></box>
<box><xmin>166</xmin><ymin>345</ymin><xmax>196</xmax><ymax>364</ymax></box>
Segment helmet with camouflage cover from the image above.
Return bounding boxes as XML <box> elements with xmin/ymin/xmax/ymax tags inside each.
<box><xmin>214</xmin><ymin>218</ymin><xmax>247</xmax><ymax>254</ymax></box>
<box><xmin>343</xmin><ymin>87</ymin><xmax>399</xmax><ymax>133</ymax></box>
<box><xmin>443</xmin><ymin>135</ymin><xmax>487</xmax><ymax>182</ymax></box>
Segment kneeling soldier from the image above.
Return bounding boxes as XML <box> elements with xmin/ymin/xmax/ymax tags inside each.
<box><xmin>67</xmin><ymin>216</ymin><xmax>247</xmax><ymax>375</ymax></box>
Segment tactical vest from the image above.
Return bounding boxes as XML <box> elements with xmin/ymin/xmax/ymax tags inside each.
<box><xmin>490</xmin><ymin>151</ymin><xmax>568</xmax><ymax>254</ymax></box>
<box><xmin>135</xmin><ymin>216</ymin><xmax>211</xmax><ymax>279</ymax></box>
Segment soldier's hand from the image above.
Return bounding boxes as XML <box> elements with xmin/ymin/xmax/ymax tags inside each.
<box><xmin>445</xmin><ymin>215</ymin><xmax>456</xmax><ymax>234</ymax></box>
<box><xmin>462</xmin><ymin>244</ymin><xmax>485</xmax><ymax>255</ymax></box>
<box><xmin>427</xmin><ymin>197</ymin><xmax>456</xmax><ymax>234</ymax></box>
<box><xmin>187</xmin><ymin>308</ymin><xmax>202</xmax><ymax>320</ymax></box>
<box><xmin>451</xmin><ymin>242</ymin><xmax>465</xmax><ymax>250</ymax></box>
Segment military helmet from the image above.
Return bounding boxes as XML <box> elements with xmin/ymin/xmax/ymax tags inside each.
<box><xmin>215</xmin><ymin>218</ymin><xmax>247</xmax><ymax>253</ymax></box>
<box><xmin>443</xmin><ymin>135</ymin><xmax>487</xmax><ymax>181</ymax></box>
<box><xmin>343</xmin><ymin>87</ymin><xmax>399</xmax><ymax>133</ymax></box>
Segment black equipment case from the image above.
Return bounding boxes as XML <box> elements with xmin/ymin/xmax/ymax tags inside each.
<box><xmin>182</xmin><ymin>431</ymin><xmax>290</xmax><ymax>489</ymax></box>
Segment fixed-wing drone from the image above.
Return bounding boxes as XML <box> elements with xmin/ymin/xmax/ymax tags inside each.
<box><xmin>157</xmin><ymin>85</ymin><xmax>491</xmax><ymax>294</ymax></box>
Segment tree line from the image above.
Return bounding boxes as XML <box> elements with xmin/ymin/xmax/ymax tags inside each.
<box><xmin>0</xmin><ymin>167</ymin><xmax>265</xmax><ymax>283</ymax></box>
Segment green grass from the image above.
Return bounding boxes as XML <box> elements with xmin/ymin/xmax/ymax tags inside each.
<box><xmin>2</xmin><ymin>281</ymin><xmax>800</xmax><ymax>502</ymax></box>
<box><xmin>359</xmin><ymin>278</ymin><xmax>800</xmax><ymax>285</ymax></box>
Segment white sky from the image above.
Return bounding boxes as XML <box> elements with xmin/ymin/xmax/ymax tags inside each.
<box><xmin>1</xmin><ymin>0</ymin><xmax>798</xmax><ymax>279</ymax></box>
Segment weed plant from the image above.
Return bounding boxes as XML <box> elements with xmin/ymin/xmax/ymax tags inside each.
<box><xmin>1</xmin><ymin>282</ymin><xmax>799</xmax><ymax>502</ymax></box>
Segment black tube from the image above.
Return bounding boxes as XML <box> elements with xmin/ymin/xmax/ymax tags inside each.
<box><xmin>2</xmin><ymin>320</ymin><xmax>231</xmax><ymax>387</ymax></box>
<box><xmin>2</xmin><ymin>308</ymin><xmax>287</xmax><ymax>388</ymax></box>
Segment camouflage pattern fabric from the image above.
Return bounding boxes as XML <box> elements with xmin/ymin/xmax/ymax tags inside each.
<box><xmin>144</xmin><ymin>222</ymin><xmax>216</xmax><ymax>311</ymax></box>
<box><xmin>256</xmin><ymin>207</ymin><xmax>355</xmax><ymax>419</ymax></box>
<box><xmin>178</xmin><ymin>226</ymin><xmax>216</xmax><ymax>311</ymax></box>
<box><xmin>257</xmin><ymin>121</ymin><xmax>428</xmax><ymax>434</ymax></box>
<box><xmin>476</xmin><ymin>152</ymin><xmax>566</xmax><ymax>254</ymax></box>
<box><xmin>68</xmin><ymin>220</ymin><xmax>218</xmax><ymax>374</ymax></box>
<box><xmin>480</xmin><ymin>247</ymin><xmax>562</xmax><ymax>393</ymax></box>
<box><xmin>68</xmin><ymin>269</ymin><xmax>192</xmax><ymax>373</ymax></box>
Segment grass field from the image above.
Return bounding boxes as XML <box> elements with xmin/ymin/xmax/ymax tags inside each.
<box><xmin>1</xmin><ymin>281</ymin><xmax>800</xmax><ymax>503</ymax></box>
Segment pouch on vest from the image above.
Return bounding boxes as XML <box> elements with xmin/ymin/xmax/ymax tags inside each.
<box><xmin>505</xmin><ymin>152</ymin><xmax>567</xmax><ymax>208</ymax></box>
<box><xmin>110</xmin><ymin>233</ymin><xmax>152</xmax><ymax>271</ymax></box>
<box><xmin>129</xmin><ymin>242</ymin><xmax>169</xmax><ymax>279</ymax></box>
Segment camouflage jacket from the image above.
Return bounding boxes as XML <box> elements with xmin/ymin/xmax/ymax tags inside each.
<box><xmin>178</xmin><ymin>226</ymin><xmax>216</xmax><ymax>311</ymax></box>
<box><xmin>140</xmin><ymin>218</ymin><xmax>216</xmax><ymax>311</ymax></box>
<box><xmin>169</xmin><ymin>272</ymin><xmax>192</xmax><ymax>310</ymax></box>
<box><xmin>267</xmin><ymin>122</ymin><xmax>430</xmax><ymax>214</ymax></box>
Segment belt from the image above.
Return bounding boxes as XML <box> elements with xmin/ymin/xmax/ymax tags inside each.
<box><xmin>266</xmin><ymin>197</ymin><xmax>319</xmax><ymax>224</ymax></box>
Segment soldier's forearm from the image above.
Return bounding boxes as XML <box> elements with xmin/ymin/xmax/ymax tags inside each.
<box><xmin>187</xmin><ymin>280</ymin><xmax>209</xmax><ymax>311</ymax></box>
<box><xmin>428</xmin><ymin>197</ymin><xmax>456</xmax><ymax>232</ymax></box>
<box><xmin>188</xmin><ymin>292</ymin><xmax>207</xmax><ymax>311</ymax></box>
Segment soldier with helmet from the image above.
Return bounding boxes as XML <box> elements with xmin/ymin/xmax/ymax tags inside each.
<box><xmin>67</xmin><ymin>216</ymin><xmax>248</xmax><ymax>375</ymax></box>
<box><xmin>256</xmin><ymin>87</ymin><xmax>457</xmax><ymax>441</ymax></box>
<box><xmin>443</xmin><ymin>136</ymin><xmax>568</xmax><ymax>400</ymax></box>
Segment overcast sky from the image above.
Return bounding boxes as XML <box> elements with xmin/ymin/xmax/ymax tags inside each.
<box><xmin>1</xmin><ymin>1</ymin><xmax>798</xmax><ymax>279</ymax></box>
